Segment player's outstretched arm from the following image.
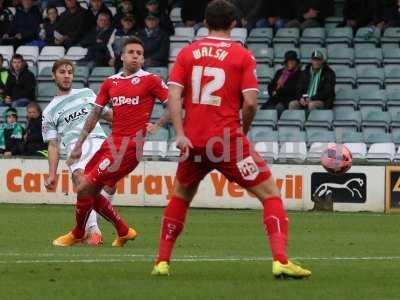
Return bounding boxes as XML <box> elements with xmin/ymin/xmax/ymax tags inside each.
<box><xmin>45</xmin><ymin>140</ymin><xmax>59</xmax><ymax>190</ymax></box>
<box><xmin>146</xmin><ymin>107</ymin><xmax>170</xmax><ymax>134</ymax></box>
<box><xmin>67</xmin><ymin>106</ymin><xmax>103</xmax><ymax>166</ymax></box>
<box><xmin>242</xmin><ymin>90</ymin><xmax>258</xmax><ymax>135</ymax></box>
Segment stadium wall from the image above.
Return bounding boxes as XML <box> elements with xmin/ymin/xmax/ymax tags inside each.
<box><xmin>0</xmin><ymin>159</ymin><xmax>386</xmax><ymax>212</ymax></box>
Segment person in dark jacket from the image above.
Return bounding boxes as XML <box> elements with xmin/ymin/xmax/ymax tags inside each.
<box><xmin>85</xmin><ymin>0</ymin><xmax>112</xmax><ymax>30</ymax></box>
<box><xmin>114</xmin><ymin>0</ymin><xmax>138</xmax><ymax>28</ymax></box>
<box><xmin>0</xmin><ymin>54</ymin><xmax>10</xmax><ymax>104</ymax></box>
<box><xmin>0</xmin><ymin>0</ymin><xmax>13</xmax><ymax>38</ymax></box>
<box><xmin>373</xmin><ymin>0</ymin><xmax>400</xmax><ymax>30</ymax></box>
<box><xmin>256</xmin><ymin>0</ymin><xmax>295</xmax><ymax>30</ymax></box>
<box><xmin>2</xmin><ymin>0</ymin><xmax>42</xmax><ymax>47</ymax></box>
<box><xmin>4</xmin><ymin>54</ymin><xmax>36</xmax><ymax>107</ymax></box>
<box><xmin>181</xmin><ymin>0</ymin><xmax>211</xmax><ymax>28</ymax></box>
<box><xmin>139</xmin><ymin>12</ymin><xmax>170</xmax><ymax>67</ymax></box>
<box><xmin>39</xmin><ymin>6</ymin><xmax>59</xmax><ymax>46</ymax></box>
<box><xmin>79</xmin><ymin>12</ymin><xmax>114</xmax><ymax>67</ymax></box>
<box><xmin>0</xmin><ymin>107</ymin><xmax>25</xmax><ymax>156</ymax></box>
<box><xmin>262</xmin><ymin>51</ymin><xmax>301</xmax><ymax>116</ymax></box>
<box><xmin>23</xmin><ymin>102</ymin><xmax>47</xmax><ymax>156</ymax></box>
<box><xmin>232</xmin><ymin>0</ymin><xmax>264</xmax><ymax>31</ymax></box>
<box><xmin>340</xmin><ymin>0</ymin><xmax>375</xmax><ymax>31</ymax></box>
<box><xmin>140</xmin><ymin>0</ymin><xmax>174</xmax><ymax>35</ymax></box>
<box><xmin>286</xmin><ymin>0</ymin><xmax>334</xmax><ymax>29</ymax></box>
<box><xmin>290</xmin><ymin>49</ymin><xmax>336</xmax><ymax>110</ymax></box>
<box><xmin>54</xmin><ymin>0</ymin><xmax>87</xmax><ymax>47</ymax></box>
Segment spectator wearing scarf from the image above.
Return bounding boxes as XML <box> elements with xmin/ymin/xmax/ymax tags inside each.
<box><xmin>262</xmin><ymin>50</ymin><xmax>301</xmax><ymax>116</ymax></box>
<box><xmin>290</xmin><ymin>49</ymin><xmax>336</xmax><ymax>110</ymax></box>
<box><xmin>0</xmin><ymin>107</ymin><xmax>25</xmax><ymax>156</ymax></box>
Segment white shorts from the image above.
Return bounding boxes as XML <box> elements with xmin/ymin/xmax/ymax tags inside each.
<box><xmin>66</xmin><ymin>138</ymin><xmax>105</xmax><ymax>173</ymax></box>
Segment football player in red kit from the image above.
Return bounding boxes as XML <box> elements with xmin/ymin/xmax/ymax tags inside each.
<box><xmin>152</xmin><ymin>0</ymin><xmax>311</xmax><ymax>278</ymax></box>
<box><xmin>53</xmin><ymin>37</ymin><xmax>169</xmax><ymax>247</ymax></box>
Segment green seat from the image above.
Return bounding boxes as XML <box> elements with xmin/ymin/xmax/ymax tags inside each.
<box><xmin>331</xmin><ymin>65</ymin><xmax>356</xmax><ymax>86</ymax></box>
<box><xmin>278</xmin><ymin>110</ymin><xmax>305</xmax><ymax>131</ymax></box>
<box><xmin>16</xmin><ymin>107</ymin><xmax>27</xmax><ymax>119</ymax></box>
<box><xmin>300</xmin><ymin>45</ymin><xmax>326</xmax><ymax>64</ymax></box>
<box><xmin>72</xmin><ymin>82</ymin><xmax>85</xmax><ymax>89</ymax></box>
<box><xmin>392</xmin><ymin>132</ymin><xmax>400</xmax><ymax>145</ymax></box>
<box><xmin>384</xmin><ymin>65</ymin><xmax>400</xmax><ymax>85</ymax></box>
<box><xmin>339</xmin><ymin>131</ymin><xmax>364</xmax><ymax>143</ymax></box>
<box><xmin>246</xmin><ymin>28</ymin><xmax>273</xmax><ymax>45</ymax></box>
<box><xmin>382</xmin><ymin>27</ymin><xmax>400</xmax><ymax>44</ymax></box>
<box><xmin>278</xmin><ymin>131</ymin><xmax>306</xmax><ymax>142</ymax></box>
<box><xmin>28</xmin><ymin>65</ymin><xmax>38</xmax><ymax>77</ymax></box>
<box><xmin>37</xmin><ymin>82</ymin><xmax>57</xmax><ymax>102</ymax></box>
<box><xmin>326</xmin><ymin>27</ymin><xmax>353</xmax><ymax>46</ymax></box>
<box><xmin>354</xmin><ymin>27</ymin><xmax>381</xmax><ymax>45</ymax></box>
<box><xmin>358</xmin><ymin>87</ymin><xmax>387</xmax><ymax>112</ymax></box>
<box><xmin>273</xmin><ymin>45</ymin><xmax>299</xmax><ymax>65</ymax></box>
<box><xmin>307</xmin><ymin>130</ymin><xmax>335</xmax><ymax>144</ymax></box>
<box><xmin>73</xmin><ymin>66</ymin><xmax>89</xmax><ymax>83</ymax></box>
<box><xmin>147</xmin><ymin>67</ymin><xmax>168</xmax><ymax>81</ymax></box>
<box><xmin>382</xmin><ymin>47</ymin><xmax>400</xmax><ymax>64</ymax></box>
<box><xmin>300</xmin><ymin>27</ymin><xmax>325</xmax><ymax>45</ymax></box>
<box><xmin>253</xmin><ymin>109</ymin><xmax>277</xmax><ymax>128</ymax></box>
<box><xmin>37</xmin><ymin>67</ymin><xmax>52</xmax><ymax>82</ymax></box>
<box><xmin>361</xmin><ymin>110</ymin><xmax>391</xmax><ymax>134</ymax></box>
<box><xmin>273</xmin><ymin>28</ymin><xmax>299</xmax><ymax>45</ymax></box>
<box><xmin>248</xmin><ymin>44</ymin><xmax>273</xmax><ymax>65</ymax></box>
<box><xmin>150</xmin><ymin>104</ymin><xmax>165</xmax><ymax>122</ymax></box>
<box><xmin>334</xmin><ymin>86</ymin><xmax>359</xmax><ymax>108</ymax></box>
<box><xmin>249</xmin><ymin>128</ymin><xmax>277</xmax><ymax>142</ymax></box>
<box><xmin>305</xmin><ymin>110</ymin><xmax>333</xmax><ymax>131</ymax></box>
<box><xmin>89</xmin><ymin>82</ymin><xmax>102</xmax><ymax>93</ymax></box>
<box><xmin>146</xmin><ymin>127</ymin><xmax>169</xmax><ymax>141</ymax></box>
<box><xmin>327</xmin><ymin>46</ymin><xmax>354</xmax><ymax>66</ymax></box>
<box><xmin>256</xmin><ymin>64</ymin><xmax>274</xmax><ymax>84</ymax></box>
<box><xmin>333</xmin><ymin>109</ymin><xmax>361</xmax><ymax>131</ymax></box>
<box><xmin>356</xmin><ymin>65</ymin><xmax>385</xmax><ymax>88</ymax></box>
<box><xmin>364</xmin><ymin>132</ymin><xmax>392</xmax><ymax>144</ymax></box>
<box><xmin>387</xmin><ymin>86</ymin><xmax>400</xmax><ymax>113</ymax></box>
<box><xmin>89</xmin><ymin>67</ymin><xmax>115</xmax><ymax>83</ymax></box>
<box><xmin>354</xmin><ymin>46</ymin><xmax>382</xmax><ymax>66</ymax></box>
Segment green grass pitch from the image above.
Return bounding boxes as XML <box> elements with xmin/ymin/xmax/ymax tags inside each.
<box><xmin>1</xmin><ymin>203</ymin><xmax>400</xmax><ymax>300</ymax></box>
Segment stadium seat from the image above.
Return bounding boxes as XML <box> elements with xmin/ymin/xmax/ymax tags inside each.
<box><xmin>354</xmin><ymin>27</ymin><xmax>381</xmax><ymax>46</ymax></box>
<box><xmin>257</xmin><ymin>84</ymin><xmax>268</xmax><ymax>105</ymax></box>
<box><xmin>89</xmin><ymin>67</ymin><xmax>115</xmax><ymax>83</ymax></box>
<box><xmin>354</xmin><ymin>46</ymin><xmax>382</xmax><ymax>66</ymax></box>
<box><xmin>196</xmin><ymin>27</ymin><xmax>209</xmax><ymax>39</ymax></box>
<box><xmin>169</xmin><ymin>43</ymin><xmax>186</xmax><ymax>62</ymax></box>
<box><xmin>249</xmin><ymin>129</ymin><xmax>277</xmax><ymax>142</ymax></box>
<box><xmin>273</xmin><ymin>28</ymin><xmax>299</xmax><ymax>45</ymax></box>
<box><xmin>64</xmin><ymin>46</ymin><xmax>88</xmax><ymax>61</ymax></box>
<box><xmin>307</xmin><ymin>142</ymin><xmax>331</xmax><ymax>161</ymax></box>
<box><xmin>334</xmin><ymin>86</ymin><xmax>359</xmax><ymax>108</ymax></box>
<box><xmin>37</xmin><ymin>61</ymin><xmax>54</xmax><ymax>73</ymax></box>
<box><xmin>364</xmin><ymin>132</ymin><xmax>392</xmax><ymax>144</ymax></box>
<box><xmin>330</xmin><ymin>65</ymin><xmax>356</xmax><ymax>87</ymax></box>
<box><xmin>356</xmin><ymin>65</ymin><xmax>385</xmax><ymax>88</ymax></box>
<box><xmin>387</xmin><ymin>86</ymin><xmax>400</xmax><ymax>113</ymax></box>
<box><xmin>170</xmin><ymin>27</ymin><xmax>194</xmax><ymax>43</ymax></box>
<box><xmin>28</xmin><ymin>65</ymin><xmax>38</xmax><ymax>77</ymax></box>
<box><xmin>278</xmin><ymin>130</ymin><xmax>306</xmax><ymax>143</ymax></box>
<box><xmin>254</xmin><ymin>141</ymin><xmax>279</xmax><ymax>161</ymax></box>
<box><xmin>382</xmin><ymin>47</ymin><xmax>400</xmax><ymax>64</ymax></box>
<box><xmin>38</xmin><ymin>46</ymin><xmax>65</xmax><ymax>61</ymax></box>
<box><xmin>344</xmin><ymin>142</ymin><xmax>367</xmax><ymax>160</ymax></box>
<box><xmin>146</xmin><ymin>127</ymin><xmax>169</xmax><ymax>141</ymax></box>
<box><xmin>339</xmin><ymin>131</ymin><xmax>365</xmax><ymax>143</ymax></box>
<box><xmin>327</xmin><ymin>46</ymin><xmax>354</xmax><ymax>66</ymax></box>
<box><xmin>390</xmin><ymin>111</ymin><xmax>400</xmax><ymax>135</ymax></box>
<box><xmin>300</xmin><ymin>27</ymin><xmax>325</xmax><ymax>45</ymax></box>
<box><xmin>246</xmin><ymin>28</ymin><xmax>273</xmax><ymax>45</ymax></box>
<box><xmin>16</xmin><ymin>46</ymin><xmax>39</xmax><ymax>62</ymax></box>
<box><xmin>333</xmin><ymin>109</ymin><xmax>361</xmax><ymax>133</ymax></box>
<box><xmin>381</xmin><ymin>27</ymin><xmax>400</xmax><ymax>45</ymax></box>
<box><xmin>169</xmin><ymin>7</ymin><xmax>182</xmax><ymax>23</ymax></box>
<box><xmin>253</xmin><ymin>109</ymin><xmax>277</xmax><ymax>128</ymax></box>
<box><xmin>300</xmin><ymin>45</ymin><xmax>326</xmax><ymax>64</ymax></box>
<box><xmin>37</xmin><ymin>67</ymin><xmax>53</xmax><ymax>82</ymax></box>
<box><xmin>358</xmin><ymin>88</ymin><xmax>387</xmax><ymax>112</ymax></box>
<box><xmin>37</xmin><ymin>82</ymin><xmax>57</xmax><ymax>102</ymax></box>
<box><xmin>273</xmin><ymin>45</ymin><xmax>299</xmax><ymax>65</ymax></box>
<box><xmin>384</xmin><ymin>65</ymin><xmax>400</xmax><ymax>85</ymax></box>
<box><xmin>255</xmin><ymin>64</ymin><xmax>274</xmax><ymax>84</ymax></box>
<box><xmin>147</xmin><ymin>67</ymin><xmax>168</xmax><ymax>81</ymax></box>
<box><xmin>0</xmin><ymin>45</ymin><xmax>13</xmax><ymax>63</ymax></box>
<box><xmin>366</xmin><ymin>142</ymin><xmax>395</xmax><ymax>162</ymax></box>
<box><xmin>279</xmin><ymin>140</ymin><xmax>307</xmax><ymax>161</ymax></box>
<box><xmin>73</xmin><ymin>66</ymin><xmax>89</xmax><ymax>83</ymax></box>
<box><xmin>361</xmin><ymin>110</ymin><xmax>391</xmax><ymax>134</ymax></box>
<box><xmin>305</xmin><ymin>110</ymin><xmax>333</xmax><ymax>132</ymax></box>
<box><xmin>247</xmin><ymin>44</ymin><xmax>273</xmax><ymax>65</ymax></box>
<box><xmin>230</xmin><ymin>28</ymin><xmax>247</xmax><ymax>44</ymax></box>
<box><xmin>166</xmin><ymin>142</ymin><xmax>180</xmax><ymax>157</ymax></box>
<box><xmin>143</xmin><ymin>141</ymin><xmax>168</xmax><ymax>158</ymax></box>
<box><xmin>326</xmin><ymin>27</ymin><xmax>353</xmax><ymax>46</ymax></box>
<box><xmin>150</xmin><ymin>104</ymin><xmax>165</xmax><ymax>122</ymax></box>
<box><xmin>307</xmin><ymin>130</ymin><xmax>336</xmax><ymax>144</ymax></box>
<box><xmin>88</xmin><ymin>82</ymin><xmax>101</xmax><ymax>93</ymax></box>
<box><xmin>278</xmin><ymin>110</ymin><xmax>305</xmax><ymax>132</ymax></box>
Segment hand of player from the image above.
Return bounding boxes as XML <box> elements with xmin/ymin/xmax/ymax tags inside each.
<box><xmin>45</xmin><ymin>174</ymin><xmax>57</xmax><ymax>190</ymax></box>
<box><xmin>146</xmin><ymin>122</ymin><xmax>160</xmax><ymax>134</ymax></box>
<box><xmin>66</xmin><ymin>145</ymin><xmax>82</xmax><ymax>167</ymax></box>
<box><xmin>175</xmin><ymin>134</ymin><xmax>193</xmax><ymax>154</ymax></box>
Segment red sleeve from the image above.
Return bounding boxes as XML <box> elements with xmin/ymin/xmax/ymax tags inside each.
<box><xmin>151</xmin><ymin>75</ymin><xmax>169</xmax><ymax>103</ymax></box>
<box><xmin>95</xmin><ymin>79</ymin><xmax>111</xmax><ymax>107</ymax></box>
<box><xmin>241</xmin><ymin>51</ymin><xmax>259</xmax><ymax>93</ymax></box>
<box><xmin>168</xmin><ymin>49</ymin><xmax>186</xmax><ymax>88</ymax></box>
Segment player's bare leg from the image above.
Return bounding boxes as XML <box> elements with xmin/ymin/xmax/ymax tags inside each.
<box><xmin>152</xmin><ymin>181</ymin><xmax>199</xmax><ymax>276</ymax></box>
<box><xmin>246</xmin><ymin>176</ymin><xmax>311</xmax><ymax>279</ymax></box>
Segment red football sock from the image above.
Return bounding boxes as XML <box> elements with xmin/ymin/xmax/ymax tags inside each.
<box><xmin>156</xmin><ymin>195</ymin><xmax>190</xmax><ymax>263</ymax></box>
<box><xmin>93</xmin><ymin>193</ymin><xmax>129</xmax><ymax>237</ymax></box>
<box><xmin>262</xmin><ymin>196</ymin><xmax>288</xmax><ymax>264</ymax></box>
<box><xmin>71</xmin><ymin>196</ymin><xmax>94</xmax><ymax>238</ymax></box>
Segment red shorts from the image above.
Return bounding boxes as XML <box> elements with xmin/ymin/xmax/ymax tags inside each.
<box><xmin>84</xmin><ymin>136</ymin><xmax>140</xmax><ymax>187</ymax></box>
<box><xmin>176</xmin><ymin>133</ymin><xmax>271</xmax><ymax>189</ymax></box>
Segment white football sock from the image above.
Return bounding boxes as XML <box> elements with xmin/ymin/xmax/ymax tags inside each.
<box><xmin>85</xmin><ymin>209</ymin><xmax>100</xmax><ymax>233</ymax></box>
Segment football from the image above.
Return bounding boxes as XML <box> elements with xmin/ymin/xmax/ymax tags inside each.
<box><xmin>321</xmin><ymin>143</ymin><xmax>352</xmax><ymax>175</ymax></box>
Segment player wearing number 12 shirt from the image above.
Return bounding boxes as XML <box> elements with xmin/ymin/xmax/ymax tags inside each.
<box><xmin>152</xmin><ymin>0</ymin><xmax>311</xmax><ymax>278</ymax></box>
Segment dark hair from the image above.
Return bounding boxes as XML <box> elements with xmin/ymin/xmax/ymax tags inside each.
<box><xmin>52</xmin><ymin>59</ymin><xmax>75</xmax><ymax>74</ymax></box>
<box><xmin>11</xmin><ymin>54</ymin><xmax>24</xmax><ymax>62</ymax></box>
<box><xmin>26</xmin><ymin>102</ymin><xmax>42</xmax><ymax>115</ymax></box>
<box><xmin>205</xmin><ymin>0</ymin><xmax>236</xmax><ymax>31</ymax></box>
<box><xmin>46</xmin><ymin>5</ymin><xmax>58</xmax><ymax>14</ymax></box>
<box><xmin>122</xmin><ymin>37</ymin><xmax>144</xmax><ymax>52</ymax></box>
<box><xmin>0</xmin><ymin>54</ymin><xmax>3</xmax><ymax>62</ymax></box>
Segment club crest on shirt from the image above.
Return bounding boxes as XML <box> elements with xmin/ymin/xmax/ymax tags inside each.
<box><xmin>131</xmin><ymin>77</ymin><xmax>141</xmax><ymax>85</ymax></box>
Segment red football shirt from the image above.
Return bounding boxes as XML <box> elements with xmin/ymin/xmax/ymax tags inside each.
<box><xmin>168</xmin><ymin>36</ymin><xmax>259</xmax><ymax>147</ymax></box>
<box><xmin>96</xmin><ymin>69</ymin><xmax>168</xmax><ymax>137</ymax></box>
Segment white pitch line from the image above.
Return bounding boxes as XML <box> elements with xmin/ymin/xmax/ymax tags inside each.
<box><xmin>2</xmin><ymin>256</ymin><xmax>400</xmax><ymax>264</ymax></box>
